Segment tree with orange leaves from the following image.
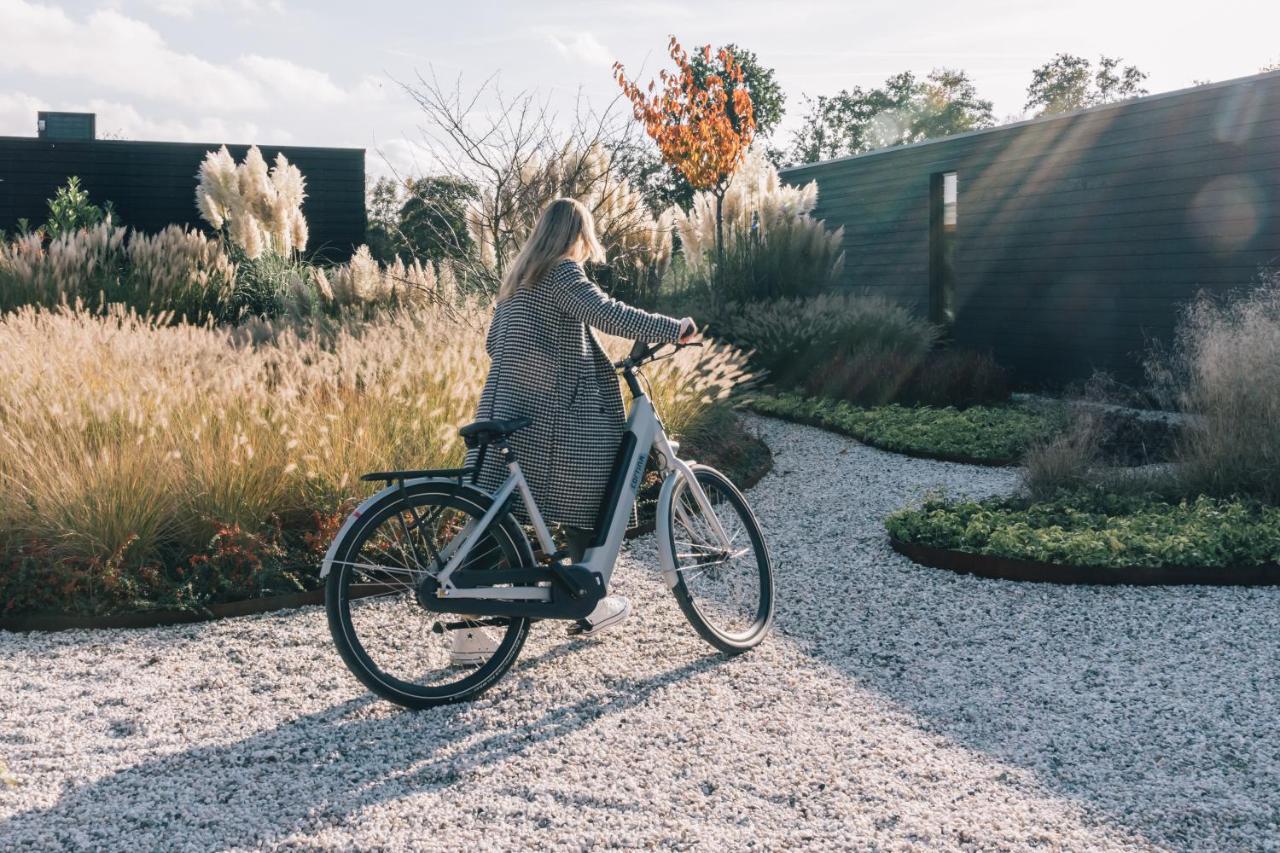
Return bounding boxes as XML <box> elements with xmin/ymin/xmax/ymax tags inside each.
<box><xmin>614</xmin><ymin>37</ymin><xmax>755</xmax><ymax>306</ymax></box>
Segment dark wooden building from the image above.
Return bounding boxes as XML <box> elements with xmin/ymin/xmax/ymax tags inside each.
<box><xmin>781</xmin><ymin>70</ymin><xmax>1280</xmax><ymax>385</ymax></box>
<box><xmin>0</xmin><ymin>116</ymin><xmax>365</xmax><ymax>261</ymax></box>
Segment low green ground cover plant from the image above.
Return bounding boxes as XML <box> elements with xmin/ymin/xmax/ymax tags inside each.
<box><xmin>886</xmin><ymin>491</ymin><xmax>1280</xmax><ymax>569</ymax></box>
<box><xmin>890</xmin><ymin>271</ymin><xmax>1280</xmax><ymax>573</ymax></box>
<box><xmin>745</xmin><ymin>393</ymin><xmax>1059</xmax><ymax>464</ymax></box>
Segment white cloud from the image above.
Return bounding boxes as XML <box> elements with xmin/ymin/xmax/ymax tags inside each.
<box><xmin>0</xmin><ymin>90</ymin><xmax>289</xmax><ymax>145</ymax></box>
<box><xmin>240</xmin><ymin>55</ymin><xmax>347</xmax><ymax>105</ymax></box>
<box><xmin>353</xmin><ymin>74</ymin><xmax>393</xmax><ymax>105</ymax></box>
<box><xmin>546</xmin><ymin>31</ymin><xmax>613</xmax><ymax>67</ymax></box>
<box><xmin>0</xmin><ymin>0</ymin><xmax>357</xmax><ymax>113</ymax></box>
<box><xmin>0</xmin><ymin>92</ymin><xmax>48</xmax><ymax>137</ymax></box>
<box><xmin>85</xmin><ymin>99</ymin><xmax>277</xmax><ymax>144</ymax></box>
<box><xmin>137</xmin><ymin>0</ymin><xmax>284</xmax><ymax>17</ymax></box>
<box><xmin>0</xmin><ymin>2</ymin><xmax>267</xmax><ymax>110</ymax></box>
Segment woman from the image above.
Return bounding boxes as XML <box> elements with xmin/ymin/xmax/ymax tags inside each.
<box><xmin>454</xmin><ymin>198</ymin><xmax>695</xmax><ymax>662</ymax></box>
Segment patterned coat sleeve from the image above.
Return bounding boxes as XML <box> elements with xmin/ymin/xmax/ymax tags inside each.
<box><xmin>548</xmin><ymin>260</ymin><xmax>682</xmax><ymax>342</ymax></box>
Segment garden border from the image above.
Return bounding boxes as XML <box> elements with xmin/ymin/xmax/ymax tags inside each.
<box><xmin>2</xmin><ymin>415</ymin><xmax>774</xmax><ymax>633</ymax></box>
<box><xmin>890</xmin><ymin>537</ymin><xmax>1280</xmax><ymax>586</ymax></box>
<box><xmin>2</xmin><ymin>448</ymin><xmax>774</xmax><ymax>633</ymax></box>
<box><xmin>741</xmin><ymin>401</ymin><xmax>1020</xmax><ymax>466</ymax></box>
<box><xmin>0</xmin><ymin>585</ymin><xmax>387</xmax><ymax>633</ymax></box>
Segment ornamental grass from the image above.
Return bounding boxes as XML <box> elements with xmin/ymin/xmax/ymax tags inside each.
<box><xmin>0</xmin><ymin>301</ymin><xmax>750</xmax><ymax>615</ymax></box>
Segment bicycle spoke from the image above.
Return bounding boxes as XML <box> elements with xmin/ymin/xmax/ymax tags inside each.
<box><xmin>668</xmin><ymin>472</ymin><xmax>767</xmax><ymax>644</ymax></box>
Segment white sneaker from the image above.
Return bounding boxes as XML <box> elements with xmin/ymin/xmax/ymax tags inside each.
<box><xmin>449</xmin><ymin>628</ymin><xmax>499</xmax><ymax>666</ymax></box>
<box><xmin>568</xmin><ymin>595</ymin><xmax>632</xmax><ymax>639</ymax></box>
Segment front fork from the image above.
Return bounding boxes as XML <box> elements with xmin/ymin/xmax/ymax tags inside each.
<box><xmin>653</xmin><ymin>440</ymin><xmax>732</xmax><ymax>590</ymax></box>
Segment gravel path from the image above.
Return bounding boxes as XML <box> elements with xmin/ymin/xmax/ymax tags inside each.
<box><xmin>2</xmin><ymin>416</ymin><xmax>1278</xmax><ymax>851</ymax></box>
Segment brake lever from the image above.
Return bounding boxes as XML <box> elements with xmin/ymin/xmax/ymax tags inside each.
<box><xmin>614</xmin><ymin>339</ymin><xmax>702</xmax><ymax>370</ymax></box>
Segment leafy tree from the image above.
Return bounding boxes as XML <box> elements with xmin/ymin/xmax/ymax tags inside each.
<box><xmin>915</xmin><ymin>69</ymin><xmax>996</xmax><ymax>140</ymax></box>
<box><xmin>363</xmin><ymin>175</ymin><xmax>477</xmax><ymax>264</ymax></box>
<box><xmin>610</xmin><ymin>140</ymin><xmax>690</xmax><ymax>215</ymax></box>
<box><xmin>1025</xmin><ymin>53</ymin><xmax>1148</xmax><ymax>116</ymax></box>
<box><xmin>618</xmin><ymin>42</ymin><xmax>784</xmax><ymax>213</ymax></box>
<box><xmin>689</xmin><ymin>43</ymin><xmax>784</xmax><ymax>139</ymax></box>
<box><xmin>615</xmin><ymin>36</ymin><xmax>756</xmax><ymax>308</ymax></box>
<box><xmin>364</xmin><ymin>177</ymin><xmax>401</xmax><ymax>263</ymax></box>
<box><xmin>397</xmin><ymin>176</ymin><xmax>477</xmax><ymax>262</ymax></box>
<box><xmin>790</xmin><ymin>69</ymin><xmax>994</xmax><ymax>164</ymax></box>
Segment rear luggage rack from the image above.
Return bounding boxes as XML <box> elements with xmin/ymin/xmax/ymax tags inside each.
<box><xmin>360</xmin><ymin>467</ymin><xmax>475</xmax><ymax>483</ymax></box>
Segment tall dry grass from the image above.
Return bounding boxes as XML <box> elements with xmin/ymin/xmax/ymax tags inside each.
<box><xmin>196</xmin><ymin>145</ymin><xmax>308</xmax><ymax>259</ymax></box>
<box><xmin>466</xmin><ymin>143</ymin><xmax>674</xmax><ymax>302</ymax></box>
<box><xmin>672</xmin><ymin>146</ymin><xmax>845</xmax><ymax>302</ymax></box>
<box><xmin>1167</xmin><ymin>272</ymin><xmax>1280</xmax><ymax>502</ymax></box>
<box><xmin>0</xmin><ymin>222</ymin><xmax>462</xmax><ymax>324</ymax></box>
<box><xmin>0</xmin><ymin>222</ymin><xmax>126</xmax><ymax>314</ymax></box>
<box><xmin>0</xmin><ymin>301</ymin><xmax>750</xmax><ymax>574</ymax></box>
<box><xmin>0</xmin><ymin>305</ymin><xmax>483</xmax><ymax>566</ymax></box>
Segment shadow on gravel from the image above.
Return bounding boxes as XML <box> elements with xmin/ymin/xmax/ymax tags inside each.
<box><xmin>0</xmin><ymin>648</ymin><xmax>724</xmax><ymax>849</ymax></box>
<box><xmin>790</xmin><ymin>545</ymin><xmax>1280</xmax><ymax>850</ymax></box>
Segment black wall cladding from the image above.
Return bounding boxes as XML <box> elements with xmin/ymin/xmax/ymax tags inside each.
<box><xmin>781</xmin><ymin>71</ymin><xmax>1280</xmax><ymax>385</ymax></box>
<box><xmin>0</xmin><ymin>138</ymin><xmax>366</xmax><ymax>262</ymax></box>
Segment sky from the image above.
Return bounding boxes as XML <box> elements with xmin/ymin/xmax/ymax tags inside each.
<box><xmin>2</xmin><ymin>0</ymin><xmax>1278</xmax><ymax>181</ymax></box>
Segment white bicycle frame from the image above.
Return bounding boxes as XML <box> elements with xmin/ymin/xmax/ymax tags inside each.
<box><xmin>320</xmin><ymin>390</ymin><xmax>732</xmax><ymax>602</ymax></box>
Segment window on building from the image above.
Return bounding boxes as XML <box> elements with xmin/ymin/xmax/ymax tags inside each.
<box><xmin>930</xmin><ymin>171</ymin><xmax>958</xmax><ymax>326</ymax></box>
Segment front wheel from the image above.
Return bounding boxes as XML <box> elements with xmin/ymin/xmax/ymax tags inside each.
<box><xmin>665</xmin><ymin>465</ymin><xmax>774</xmax><ymax>654</ymax></box>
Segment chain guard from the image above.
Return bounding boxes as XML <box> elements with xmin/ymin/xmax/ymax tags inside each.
<box><xmin>416</xmin><ymin>563</ymin><xmax>604</xmax><ymax>620</ymax></box>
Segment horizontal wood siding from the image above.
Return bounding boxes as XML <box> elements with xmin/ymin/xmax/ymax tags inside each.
<box><xmin>0</xmin><ymin>138</ymin><xmax>366</xmax><ymax>261</ymax></box>
<box><xmin>782</xmin><ymin>72</ymin><xmax>1280</xmax><ymax>385</ymax></box>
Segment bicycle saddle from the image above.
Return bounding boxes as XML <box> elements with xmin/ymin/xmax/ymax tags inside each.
<box><xmin>459</xmin><ymin>416</ymin><xmax>533</xmax><ymax>447</ymax></box>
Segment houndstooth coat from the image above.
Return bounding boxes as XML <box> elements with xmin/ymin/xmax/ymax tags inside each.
<box><xmin>466</xmin><ymin>259</ymin><xmax>682</xmax><ymax>529</ymax></box>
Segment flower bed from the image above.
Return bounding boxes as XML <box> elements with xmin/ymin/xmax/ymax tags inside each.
<box><xmin>744</xmin><ymin>392</ymin><xmax>1059</xmax><ymax>465</ymax></box>
<box><xmin>886</xmin><ymin>491</ymin><xmax>1280</xmax><ymax>585</ymax></box>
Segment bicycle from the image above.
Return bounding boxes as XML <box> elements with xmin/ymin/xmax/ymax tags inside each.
<box><xmin>321</xmin><ymin>340</ymin><xmax>774</xmax><ymax>708</ymax></box>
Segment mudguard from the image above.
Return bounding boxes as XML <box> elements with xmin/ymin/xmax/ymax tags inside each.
<box><xmin>655</xmin><ymin>467</ymin><xmax>688</xmax><ymax>589</ymax></box>
<box><xmin>320</xmin><ymin>478</ymin><xmax>494</xmax><ymax>579</ymax></box>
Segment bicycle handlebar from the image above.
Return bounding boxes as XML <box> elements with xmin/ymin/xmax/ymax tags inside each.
<box><xmin>613</xmin><ymin>339</ymin><xmax>702</xmax><ymax>371</ymax></box>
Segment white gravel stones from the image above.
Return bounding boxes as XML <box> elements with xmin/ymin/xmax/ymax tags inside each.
<box><xmin>2</xmin><ymin>415</ymin><xmax>1278</xmax><ymax>850</ymax></box>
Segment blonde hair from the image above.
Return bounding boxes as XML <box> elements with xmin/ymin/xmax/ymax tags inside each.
<box><xmin>498</xmin><ymin>198</ymin><xmax>606</xmax><ymax>301</ymax></box>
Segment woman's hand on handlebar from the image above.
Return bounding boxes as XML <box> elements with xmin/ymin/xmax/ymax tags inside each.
<box><xmin>677</xmin><ymin>317</ymin><xmax>698</xmax><ymax>343</ymax></box>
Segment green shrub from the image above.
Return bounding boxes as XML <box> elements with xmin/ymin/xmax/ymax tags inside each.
<box><xmin>745</xmin><ymin>393</ymin><xmax>1057</xmax><ymax>464</ymax></box>
<box><xmin>707</xmin><ymin>293</ymin><xmax>1012</xmax><ymax>408</ymax></box>
<box><xmin>903</xmin><ymin>349</ymin><xmax>1010</xmax><ymax>407</ymax></box>
<box><xmin>223</xmin><ymin>248</ymin><xmax>310</xmax><ymax>321</ymax></box>
<box><xmin>42</xmin><ymin>176</ymin><xmax>118</xmax><ymax>240</ymax></box>
<box><xmin>712</xmin><ymin>292</ymin><xmax>938</xmax><ymax>405</ymax></box>
<box><xmin>887</xmin><ymin>491</ymin><xmax>1280</xmax><ymax>569</ymax></box>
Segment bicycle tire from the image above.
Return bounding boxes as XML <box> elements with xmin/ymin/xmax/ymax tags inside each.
<box><xmin>667</xmin><ymin>465</ymin><xmax>774</xmax><ymax>654</ymax></box>
<box><xmin>325</xmin><ymin>479</ymin><xmax>532</xmax><ymax>708</ymax></box>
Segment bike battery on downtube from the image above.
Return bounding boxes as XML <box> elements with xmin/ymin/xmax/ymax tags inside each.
<box><xmin>589</xmin><ymin>432</ymin><xmax>638</xmax><ymax>549</ymax></box>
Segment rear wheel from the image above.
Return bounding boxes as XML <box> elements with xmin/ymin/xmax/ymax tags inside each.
<box><xmin>667</xmin><ymin>465</ymin><xmax>774</xmax><ymax>654</ymax></box>
<box><xmin>325</xmin><ymin>481</ymin><xmax>532</xmax><ymax>709</ymax></box>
